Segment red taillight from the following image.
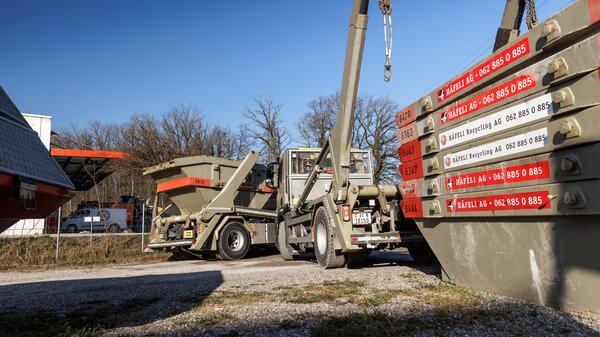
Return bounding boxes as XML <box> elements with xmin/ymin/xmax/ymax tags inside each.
<box><xmin>342</xmin><ymin>205</ymin><xmax>350</xmax><ymax>222</ymax></box>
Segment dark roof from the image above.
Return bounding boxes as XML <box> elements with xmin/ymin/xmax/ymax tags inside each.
<box><xmin>0</xmin><ymin>86</ymin><xmax>74</xmax><ymax>190</ymax></box>
<box><xmin>51</xmin><ymin>149</ymin><xmax>126</xmax><ymax>191</ymax></box>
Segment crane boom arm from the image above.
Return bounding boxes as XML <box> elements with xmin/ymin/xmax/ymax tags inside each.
<box><xmin>294</xmin><ymin>0</ymin><xmax>369</xmax><ymax>211</ymax></box>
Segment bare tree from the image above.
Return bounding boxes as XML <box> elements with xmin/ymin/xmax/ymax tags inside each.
<box><xmin>296</xmin><ymin>93</ymin><xmax>339</xmax><ymax>148</ymax></box>
<box><xmin>160</xmin><ymin>104</ymin><xmax>209</xmax><ymax>157</ymax></box>
<box><xmin>353</xmin><ymin>95</ymin><xmax>399</xmax><ymax>184</ymax></box>
<box><xmin>54</xmin><ymin>103</ymin><xmax>259</xmax><ymax>213</ymax></box>
<box><xmin>242</xmin><ymin>95</ymin><xmax>289</xmax><ymax>163</ymax></box>
<box><xmin>208</xmin><ymin>126</ymin><xmax>248</xmax><ymax>159</ymax></box>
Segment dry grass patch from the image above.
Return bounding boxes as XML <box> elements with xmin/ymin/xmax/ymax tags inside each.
<box><xmin>201</xmin><ymin>290</ymin><xmax>270</xmax><ymax>307</ymax></box>
<box><xmin>277</xmin><ymin>280</ymin><xmax>365</xmax><ymax>304</ymax></box>
<box><xmin>0</xmin><ymin>236</ymin><xmax>169</xmax><ymax>271</ymax></box>
<box><xmin>416</xmin><ymin>283</ymin><xmax>484</xmax><ymax>310</ymax></box>
<box><xmin>173</xmin><ymin>311</ymin><xmax>233</xmax><ymax>328</ymax></box>
<box><xmin>361</xmin><ymin>290</ymin><xmax>398</xmax><ymax>307</ymax></box>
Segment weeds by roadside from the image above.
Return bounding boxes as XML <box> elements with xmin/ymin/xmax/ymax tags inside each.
<box><xmin>0</xmin><ymin>236</ymin><xmax>169</xmax><ymax>271</ymax></box>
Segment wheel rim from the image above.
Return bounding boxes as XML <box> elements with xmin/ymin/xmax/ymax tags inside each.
<box><xmin>227</xmin><ymin>229</ymin><xmax>245</xmax><ymax>252</ymax></box>
<box><xmin>67</xmin><ymin>226</ymin><xmax>76</xmax><ymax>233</ymax></box>
<box><xmin>316</xmin><ymin>220</ymin><xmax>327</xmax><ymax>255</ymax></box>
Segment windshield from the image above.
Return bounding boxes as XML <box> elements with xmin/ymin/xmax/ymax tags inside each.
<box><xmin>290</xmin><ymin>151</ymin><xmax>370</xmax><ymax>175</ymax></box>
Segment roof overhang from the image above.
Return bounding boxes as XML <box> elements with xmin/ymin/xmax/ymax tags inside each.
<box><xmin>50</xmin><ymin>149</ymin><xmax>127</xmax><ymax>191</ymax></box>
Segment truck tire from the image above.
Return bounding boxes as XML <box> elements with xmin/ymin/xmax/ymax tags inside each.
<box><xmin>408</xmin><ymin>242</ymin><xmax>438</xmax><ymax>263</ymax></box>
<box><xmin>276</xmin><ymin>221</ymin><xmax>294</xmax><ymax>261</ymax></box>
<box><xmin>314</xmin><ymin>206</ymin><xmax>345</xmax><ymax>269</ymax></box>
<box><xmin>108</xmin><ymin>224</ymin><xmax>120</xmax><ymax>233</ymax></box>
<box><xmin>217</xmin><ymin>221</ymin><xmax>250</xmax><ymax>260</ymax></box>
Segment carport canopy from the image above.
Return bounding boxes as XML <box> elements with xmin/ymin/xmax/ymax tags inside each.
<box><xmin>50</xmin><ymin>149</ymin><xmax>127</xmax><ymax>191</ymax></box>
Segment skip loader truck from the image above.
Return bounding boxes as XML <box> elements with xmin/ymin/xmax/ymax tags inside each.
<box><xmin>144</xmin><ymin>0</ymin><xmax>431</xmax><ymax>264</ymax></box>
<box><xmin>271</xmin><ymin>0</ymin><xmax>429</xmax><ymax>268</ymax></box>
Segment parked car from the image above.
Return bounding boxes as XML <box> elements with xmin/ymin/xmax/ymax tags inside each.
<box><xmin>61</xmin><ymin>208</ymin><xmax>128</xmax><ymax>233</ymax></box>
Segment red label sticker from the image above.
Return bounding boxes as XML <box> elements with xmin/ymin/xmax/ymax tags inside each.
<box><xmin>590</xmin><ymin>0</ymin><xmax>600</xmax><ymax>23</ymax></box>
<box><xmin>400</xmin><ymin>198</ymin><xmax>423</xmax><ymax>218</ymax></box>
<box><xmin>399</xmin><ymin>180</ymin><xmax>420</xmax><ymax>199</ymax></box>
<box><xmin>397</xmin><ymin>140</ymin><xmax>422</xmax><ymax>162</ymax></box>
<box><xmin>444</xmin><ymin>161</ymin><xmax>551</xmax><ymax>191</ymax></box>
<box><xmin>446</xmin><ymin>190</ymin><xmax>551</xmax><ymax>212</ymax></box>
<box><xmin>438</xmin><ymin>38</ymin><xmax>530</xmax><ymax>103</ymax></box>
<box><xmin>440</xmin><ymin>73</ymin><xmax>537</xmax><ymax>125</ymax></box>
<box><xmin>396</xmin><ymin>105</ymin><xmax>416</xmax><ymax>127</ymax></box>
<box><xmin>397</xmin><ymin>122</ymin><xmax>418</xmax><ymax>143</ymax></box>
<box><xmin>399</xmin><ymin>158</ymin><xmax>424</xmax><ymax>180</ymax></box>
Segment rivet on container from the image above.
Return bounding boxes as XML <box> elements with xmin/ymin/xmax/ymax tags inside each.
<box><xmin>551</xmin><ymin>88</ymin><xmax>574</xmax><ymax>107</ymax></box>
<box><xmin>419</xmin><ymin>96</ymin><xmax>433</xmax><ymax>112</ymax></box>
<box><xmin>541</xmin><ymin>20</ymin><xmax>561</xmax><ymax>41</ymax></box>
<box><xmin>559</xmin><ymin>119</ymin><xmax>580</xmax><ymax>137</ymax></box>
<box><xmin>428</xmin><ymin>180</ymin><xmax>439</xmax><ymax>195</ymax></box>
<box><xmin>426</xmin><ymin>117</ymin><xmax>435</xmax><ymax>132</ymax></box>
<box><xmin>426</xmin><ymin>138</ymin><xmax>437</xmax><ymax>152</ymax></box>
<box><xmin>429</xmin><ymin>157</ymin><xmax>439</xmax><ymax>172</ymax></box>
<box><xmin>548</xmin><ymin>57</ymin><xmax>568</xmax><ymax>78</ymax></box>
<box><xmin>560</xmin><ymin>156</ymin><xmax>580</xmax><ymax>175</ymax></box>
<box><xmin>430</xmin><ymin>201</ymin><xmax>441</xmax><ymax>215</ymax></box>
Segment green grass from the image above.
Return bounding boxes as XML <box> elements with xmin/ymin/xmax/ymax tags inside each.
<box><xmin>0</xmin><ymin>235</ymin><xmax>170</xmax><ymax>271</ymax></box>
<box><xmin>312</xmin><ymin>313</ymin><xmax>393</xmax><ymax>337</ymax></box>
<box><xmin>361</xmin><ymin>291</ymin><xmax>398</xmax><ymax>307</ymax></box>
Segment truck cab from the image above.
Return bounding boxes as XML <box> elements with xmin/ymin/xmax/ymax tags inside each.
<box><xmin>271</xmin><ymin>148</ymin><xmax>374</xmax><ymax>211</ymax></box>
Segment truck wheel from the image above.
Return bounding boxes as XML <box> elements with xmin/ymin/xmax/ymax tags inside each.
<box><xmin>314</xmin><ymin>206</ymin><xmax>345</xmax><ymax>269</ymax></box>
<box><xmin>65</xmin><ymin>225</ymin><xmax>78</xmax><ymax>233</ymax></box>
<box><xmin>276</xmin><ymin>221</ymin><xmax>294</xmax><ymax>261</ymax></box>
<box><xmin>408</xmin><ymin>242</ymin><xmax>438</xmax><ymax>263</ymax></box>
<box><xmin>217</xmin><ymin>222</ymin><xmax>250</xmax><ymax>260</ymax></box>
<box><xmin>108</xmin><ymin>224</ymin><xmax>120</xmax><ymax>233</ymax></box>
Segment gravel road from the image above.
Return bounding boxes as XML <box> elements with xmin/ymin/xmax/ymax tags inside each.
<box><xmin>1</xmin><ymin>249</ymin><xmax>599</xmax><ymax>336</ymax></box>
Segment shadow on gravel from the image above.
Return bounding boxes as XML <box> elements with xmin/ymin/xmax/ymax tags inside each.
<box><xmin>173</xmin><ymin>300</ymin><xmax>599</xmax><ymax>337</ymax></box>
<box><xmin>356</xmin><ymin>250</ymin><xmax>442</xmax><ymax>276</ymax></box>
<box><xmin>167</xmin><ymin>246</ymin><xmax>281</xmax><ymax>261</ymax></box>
<box><xmin>0</xmin><ymin>270</ymin><xmax>223</xmax><ymax>336</ymax></box>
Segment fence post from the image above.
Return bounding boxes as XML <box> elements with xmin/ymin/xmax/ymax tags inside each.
<box><xmin>55</xmin><ymin>207</ymin><xmax>62</xmax><ymax>261</ymax></box>
<box><xmin>90</xmin><ymin>217</ymin><xmax>93</xmax><ymax>245</ymax></box>
<box><xmin>141</xmin><ymin>203</ymin><xmax>146</xmax><ymax>252</ymax></box>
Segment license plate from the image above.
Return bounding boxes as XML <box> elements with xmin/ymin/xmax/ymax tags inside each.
<box><xmin>352</xmin><ymin>212</ymin><xmax>372</xmax><ymax>225</ymax></box>
<box><xmin>183</xmin><ymin>230</ymin><xmax>194</xmax><ymax>239</ymax></box>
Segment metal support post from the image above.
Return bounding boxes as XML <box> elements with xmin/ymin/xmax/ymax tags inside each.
<box><xmin>55</xmin><ymin>207</ymin><xmax>61</xmax><ymax>260</ymax></box>
<box><xmin>141</xmin><ymin>203</ymin><xmax>146</xmax><ymax>252</ymax></box>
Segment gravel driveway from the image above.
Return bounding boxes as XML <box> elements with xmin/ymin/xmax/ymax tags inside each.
<box><xmin>0</xmin><ymin>249</ymin><xmax>598</xmax><ymax>336</ymax></box>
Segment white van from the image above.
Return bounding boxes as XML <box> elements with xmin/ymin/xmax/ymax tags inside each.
<box><xmin>61</xmin><ymin>208</ymin><xmax>128</xmax><ymax>233</ymax></box>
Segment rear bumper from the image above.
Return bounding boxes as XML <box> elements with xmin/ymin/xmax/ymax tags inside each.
<box><xmin>350</xmin><ymin>231</ymin><xmax>424</xmax><ymax>245</ymax></box>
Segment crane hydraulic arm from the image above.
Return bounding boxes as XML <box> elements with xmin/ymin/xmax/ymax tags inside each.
<box><xmin>294</xmin><ymin>0</ymin><xmax>370</xmax><ymax>211</ymax></box>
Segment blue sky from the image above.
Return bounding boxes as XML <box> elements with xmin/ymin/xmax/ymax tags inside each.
<box><xmin>1</xmin><ymin>0</ymin><xmax>572</xmax><ymax>136</ymax></box>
